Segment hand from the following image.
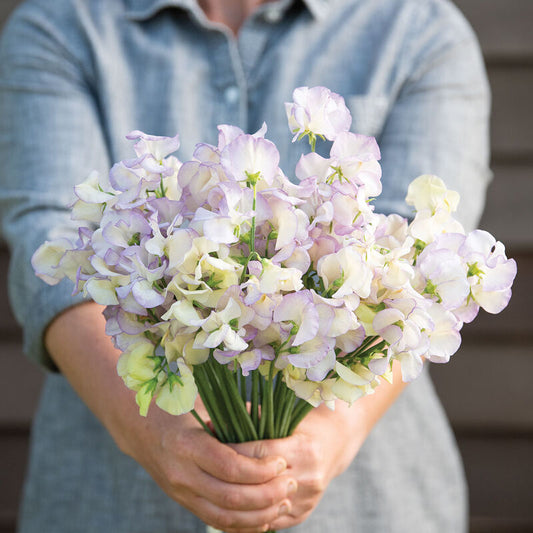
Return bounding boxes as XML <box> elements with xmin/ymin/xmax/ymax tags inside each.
<box><xmin>114</xmin><ymin>401</ymin><xmax>297</xmax><ymax>533</ymax></box>
<box><xmin>231</xmin><ymin>364</ymin><xmax>407</xmax><ymax>531</ymax></box>
<box><xmin>230</xmin><ymin>402</ymin><xmax>367</xmax><ymax>530</ymax></box>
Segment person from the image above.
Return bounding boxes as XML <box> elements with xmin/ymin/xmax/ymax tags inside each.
<box><xmin>0</xmin><ymin>0</ymin><xmax>491</xmax><ymax>531</ymax></box>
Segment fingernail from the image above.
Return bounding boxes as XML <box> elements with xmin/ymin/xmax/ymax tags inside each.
<box><xmin>278</xmin><ymin>502</ymin><xmax>290</xmax><ymax>516</ymax></box>
<box><xmin>287</xmin><ymin>479</ymin><xmax>297</xmax><ymax>496</ymax></box>
<box><xmin>276</xmin><ymin>459</ymin><xmax>287</xmax><ymax>474</ymax></box>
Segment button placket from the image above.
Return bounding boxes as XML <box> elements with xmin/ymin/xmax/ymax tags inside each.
<box><xmin>206</xmin><ymin>30</ymin><xmax>247</xmax><ymax>128</ymax></box>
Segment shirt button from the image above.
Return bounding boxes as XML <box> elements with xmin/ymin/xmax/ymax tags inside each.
<box><xmin>224</xmin><ymin>86</ymin><xmax>240</xmax><ymax>105</ymax></box>
<box><xmin>263</xmin><ymin>8</ymin><xmax>282</xmax><ymax>23</ymax></box>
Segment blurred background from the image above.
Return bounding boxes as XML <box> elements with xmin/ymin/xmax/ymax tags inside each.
<box><xmin>0</xmin><ymin>1</ymin><xmax>532</xmax><ymax>532</ymax></box>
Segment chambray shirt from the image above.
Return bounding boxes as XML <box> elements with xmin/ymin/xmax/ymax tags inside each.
<box><xmin>0</xmin><ymin>0</ymin><xmax>489</xmax><ymax>531</ymax></box>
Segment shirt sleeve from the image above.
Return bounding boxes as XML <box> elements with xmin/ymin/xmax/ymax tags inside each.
<box><xmin>0</xmin><ymin>4</ymin><xmax>110</xmax><ymax>370</ymax></box>
<box><xmin>374</xmin><ymin>1</ymin><xmax>492</xmax><ymax>231</ymax></box>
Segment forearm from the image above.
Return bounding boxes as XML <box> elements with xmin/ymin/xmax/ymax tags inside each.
<box><xmin>347</xmin><ymin>359</ymin><xmax>406</xmax><ymax>443</ymax></box>
<box><xmin>44</xmin><ymin>301</ymin><xmax>143</xmax><ymax>449</ymax></box>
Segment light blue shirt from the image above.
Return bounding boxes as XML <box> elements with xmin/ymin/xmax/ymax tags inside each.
<box><xmin>0</xmin><ymin>0</ymin><xmax>489</xmax><ymax>531</ymax></box>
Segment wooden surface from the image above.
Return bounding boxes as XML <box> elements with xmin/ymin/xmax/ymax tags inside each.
<box><xmin>1</xmin><ymin>1</ymin><xmax>532</xmax><ymax>532</ymax></box>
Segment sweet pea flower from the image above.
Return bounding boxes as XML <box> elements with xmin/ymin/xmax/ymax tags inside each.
<box><xmin>190</xmin><ymin>182</ymin><xmax>256</xmax><ymax>244</ymax></box>
<box><xmin>317</xmin><ymin>246</ymin><xmax>373</xmax><ymax>305</ymax></box>
<box><xmin>115</xmin><ymin>247</ymin><xmax>167</xmax><ymax>308</ymax></box>
<box><xmin>127</xmin><ymin>130</ymin><xmax>180</xmax><ymax>160</ymax></box>
<box><xmin>416</xmin><ymin>235</ymin><xmax>470</xmax><ymax>310</ymax></box>
<box><xmin>285</xmin><ymin>334</ymin><xmax>336</xmax><ymax>370</ymax></box>
<box><xmin>162</xmin><ymin>331</ymin><xmax>209</xmax><ymax>365</ymax></box>
<box><xmin>155</xmin><ymin>360</ymin><xmax>198</xmax><ymax>416</ymax></box>
<box><xmin>406</xmin><ymin>175</ymin><xmax>465</xmax><ymax>244</ymax></box>
<box><xmin>161</xmin><ymin>299</ymin><xmax>205</xmax><ymax>329</ymax></box>
<box><xmin>217</xmin><ymin>122</ymin><xmax>268</xmax><ymax>150</ymax></box>
<box><xmin>214</xmin><ymin>345</ymin><xmax>274</xmax><ymax>376</ymax></box>
<box><xmin>295</xmin><ymin>152</ymin><xmax>332</xmax><ymax>185</ymax></box>
<box><xmin>332</xmin><ymin>362</ymin><xmax>379</xmax><ymax>405</ymax></box>
<box><xmin>409</xmin><ymin>208</ymin><xmax>465</xmax><ymax>245</ymax></box>
<box><xmin>194</xmin><ymin>297</ymin><xmax>251</xmax><ymax>352</ymax></box>
<box><xmin>71</xmin><ymin>170</ymin><xmax>116</xmax><ymax>222</ymax></box>
<box><xmin>220</xmin><ymin>133</ymin><xmax>280</xmax><ymax>186</ymax></box>
<box><xmin>32</xmin><ymin>237</ymin><xmax>92</xmax><ymax>286</ymax></box>
<box><xmin>165</xmin><ymin>229</ymin><xmax>196</xmax><ymax>273</ymax></box>
<box><xmin>83</xmin><ymin>276</ymin><xmax>122</xmax><ymax>306</ymax></box>
<box><xmin>424</xmin><ymin>303</ymin><xmax>462</xmax><ymax>363</ymax></box>
<box><xmin>168</xmin><ymin>251</ymin><xmax>242</xmax><ymax>309</ymax></box>
<box><xmin>178</xmin><ymin>161</ymin><xmax>225</xmax><ymax>211</ymax></box>
<box><xmin>283</xmin><ymin>365</ymin><xmax>337</xmax><ymax>409</ymax></box>
<box><xmin>285</xmin><ymin>86</ymin><xmax>352</xmax><ymax>142</ymax></box>
<box><xmin>307</xmin><ymin>290</ymin><xmax>352</xmax><ymax>332</ymax></box>
<box><xmin>406</xmin><ymin>175</ymin><xmax>460</xmax><ymax>214</ymax></box>
<box><xmin>117</xmin><ymin>339</ymin><xmax>158</xmax><ymax>391</ymax></box>
<box><xmin>90</xmin><ymin>208</ymin><xmax>152</xmax><ymax>261</ymax></box>
<box><xmin>273</xmin><ymin>291</ymin><xmax>319</xmax><ymax>346</ymax></box>
<box><xmin>267</xmin><ymin>196</ymin><xmax>306</xmax><ymax>251</ymax></box>
<box><xmin>327</xmin><ymin>132</ymin><xmax>382</xmax><ymax>197</ymax></box>
<box><xmin>373</xmin><ymin>297</ymin><xmax>429</xmax><ymax>355</ymax></box>
<box><xmin>460</xmin><ymin>230</ymin><xmax>517</xmax><ymax>314</ymax></box>
<box><xmin>250</xmin><ymin>259</ymin><xmax>304</xmax><ymax>294</ymax></box>
<box><xmin>394</xmin><ymin>348</ymin><xmax>425</xmax><ymax>382</ymax></box>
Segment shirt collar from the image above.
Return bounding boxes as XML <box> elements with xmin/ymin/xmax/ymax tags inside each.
<box><xmin>124</xmin><ymin>0</ymin><xmax>330</xmax><ymax>22</ymax></box>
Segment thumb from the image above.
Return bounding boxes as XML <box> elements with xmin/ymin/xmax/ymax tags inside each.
<box><xmin>229</xmin><ymin>436</ymin><xmax>292</xmax><ymax>461</ymax></box>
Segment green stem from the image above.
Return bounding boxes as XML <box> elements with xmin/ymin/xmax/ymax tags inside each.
<box><xmin>266</xmin><ymin>360</ymin><xmax>276</xmax><ymax>439</ymax></box>
<box><xmin>279</xmin><ymin>388</ymin><xmax>296</xmax><ymax>438</ymax></box>
<box><xmin>309</xmin><ymin>132</ymin><xmax>316</xmax><ymax>152</ymax></box>
<box><xmin>203</xmin><ymin>361</ymin><xmax>238</xmax><ymax>442</ymax></box>
<box><xmin>258</xmin><ymin>376</ymin><xmax>268</xmax><ymax>440</ymax></box>
<box><xmin>274</xmin><ymin>376</ymin><xmax>287</xmax><ymax>436</ymax></box>
<box><xmin>347</xmin><ymin>340</ymin><xmax>388</xmax><ymax>366</ymax></box>
<box><xmin>193</xmin><ymin>364</ymin><xmax>230</xmax><ymax>442</ymax></box>
<box><xmin>251</xmin><ymin>370</ymin><xmax>259</xmax><ymax>430</ymax></box>
<box><xmin>356</xmin><ymin>335</ymin><xmax>381</xmax><ymax>353</ymax></box>
<box><xmin>239</xmin><ymin>182</ymin><xmax>258</xmax><ymax>284</ymax></box>
<box><xmin>220</xmin><ymin>364</ymin><xmax>258</xmax><ymax>441</ymax></box>
<box><xmin>239</xmin><ymin>368</ymin><xmax>247</xmax><ymax>405</ymax></box>
<box><xmin>259</xmin><ymin>378</ymin><xmax>267</xmax><ymax>439</ymax></box>
<box><xmin>191</xmin><ymin>409</ymin><xmax>215</xmax><ymax>437</ymax></box>
<box><xmin>205</xmin><ymin>359</ymin><xmax>246</xmax><ymax>443</ymax></box>
<box><xmin>288</xmin><ymin>399</ymin><xmax>314</xmax><ymax>435</ymax></box>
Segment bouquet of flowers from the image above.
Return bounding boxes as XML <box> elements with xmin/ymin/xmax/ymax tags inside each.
<box><xmin>32</xmin><ymin>86</ymin><xmax>516</xmax><ymax>516</ymax></box>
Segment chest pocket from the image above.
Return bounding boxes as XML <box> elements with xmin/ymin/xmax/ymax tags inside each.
<box><xmin>345</xmin><ymin>95</ymin><xmax>390</xmax><ymax>139</ymax></box>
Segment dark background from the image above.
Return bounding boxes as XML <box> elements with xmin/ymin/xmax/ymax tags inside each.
<box><xmin>1</xmin><ymin>1</ymin><xmax>532</xmax><ymax>531</ymax></box>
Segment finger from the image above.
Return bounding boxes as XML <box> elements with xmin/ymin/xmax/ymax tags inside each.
<box><xmin>197</xmin><ymin>493</ymin><xmax>293</xmax><ymax>533</ymax></box>
<box><xmin>229</xmin><ymin>434</ymin><xmax>304</xmax><ymax>467</ymax></box>
<box><xmin>268</xmin><ymin>509</ymin><xmax>313</xmax><ymax>531</ymax></box>
<box><xmin>198</xmin><ymin>473</ymin><xmax>298</xmax><ymax>512</ymax></box>
<box><xmin>192</xmin><ymin>436</ymin><xmax>288</xmax><ymax>484</ymax></box>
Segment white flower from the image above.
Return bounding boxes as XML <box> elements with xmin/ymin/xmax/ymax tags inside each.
<box><xmin>285</xmin><ymin>86</ymin><xmax>352</xmax><ymax>142</ymax></box>
<box><xmin>460</xmin><ymin>230</ymin><xmax>517</xmax><ymax>314</ymax></box>
<box><xmin>155</xmin><ymin>360</ymin><xmax>198</xmax><ymax>416</ymax></box>
<box><xmin>317</xmin><ymin>246</ymin><xmax>373</xmax><ymax>304</ymax></box>
<box><xmin>416</xmin><ymin>235</ymin><xmax>470</xmax><ymax>310</ymax></box>
<box><xmin>406</xmin><ymin>175</ymin><xmax>460</xmax><ymax>214</ymax></box>
<box><xmin>332</xmin><ymin>362</ymin><xmax>379</xmax><ymax>405</ymax></box>
<box><xmin>252</xmin><ymin>259</ymin><xmax>304</xmax><ymax>294</ymax></box>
